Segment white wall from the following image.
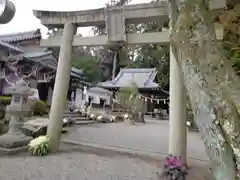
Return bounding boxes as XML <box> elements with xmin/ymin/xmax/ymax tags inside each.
<box><xmin>75</xmin><ymin>88</ymin><xmax>84</xmax><ymax>107</ymax></box>
<box><xmin>75</xmin><ymin>88</ymin><xmax>112</xmax><ymax>107</ymax></box>
<box><xmin>88</xmin><ymin>91</ymin><xmax>111</xmax><ymax>105</ymax></box>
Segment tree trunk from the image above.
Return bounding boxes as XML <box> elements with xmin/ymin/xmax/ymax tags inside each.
<box><xmin>168</xmin><ymin>0</ymin><xmax>240</xmax><ymax>179</ymax></box>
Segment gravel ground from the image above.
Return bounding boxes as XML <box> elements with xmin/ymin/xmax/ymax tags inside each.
<box><xmin>0</xmin><ymin>119</ymin><xmax>211</xmax><ymax>180</ymax></box>
<box><xmin>0</xmin><ymin>144</ymin><xmax>212</xmax><ymax>180</ymax></box>
<box><xmin>63</xmin><ymin>121</ymin><xmax>208</xmax><ymax>160</ymax></box>
<box><xmin>0</xmin><ymin>151</ymin><xmax>159</xmax><ymax>180</ymax></box>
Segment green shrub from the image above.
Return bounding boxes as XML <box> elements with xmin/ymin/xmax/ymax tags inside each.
<box><xmin>0</xmin><ymin>97</ymin><xmax>48</xmax><ymax>118</ymax></box>
<box><xmin>28</xmin><ymin>100</ymin><xmax>48</xmax><ymax>116</ymax></box>
<box><xmin>0</xmin><ymin>96</ymin><xmax>11</xmax><ymax>106</ymax></box>
<box><xmin>0</xmin><ymin>96</ymin><xmax>11</xmax><ymax>119</ymax></box>
<box><xmin>0</xmin><ymin>106</ymin><xmax>5</xmax><ymax>119</ymax></box>
<box><xmin>35</xmin><ymin>100</ymin><xmax>48</xmax><ymax>115</ymax></box>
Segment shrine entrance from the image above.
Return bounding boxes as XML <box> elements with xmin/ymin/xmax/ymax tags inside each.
<box><xmin>33</xmin><ymin>0</ymin><xmax>225</xmax><ymax>158</ymax></box>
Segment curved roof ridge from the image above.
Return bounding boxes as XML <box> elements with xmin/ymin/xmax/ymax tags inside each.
<box><xmin>98</xmin><ymin>68</ymin><xmax>159</xmax><ymax>88</ymax></box>
<box><xmin>0</xmin><ymin>29</ymin><xmax>41</xmax><ymax>42</ymax></box>
<box><xmin>0</xmin><ymin>41</ymin><xmax>24</xmax><ymax>52</ymax></box>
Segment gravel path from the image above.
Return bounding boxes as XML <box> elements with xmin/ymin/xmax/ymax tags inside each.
<box><xmin>63</xmin><ymin>120</ymin><xmax>208</xmax><ymax>160</ymax></box>
<box><xmin>0</xmin><ymin>146</ymin><xmax>211</xmax><ymax>180</ymax></box>
<box><xmin>0</xmin><ymin>152</ymin><xmax>160</xmax><ymax>180</ymax></box>
<box><xmin>0</xmin><ymin>119</ymin><xmax>211</xmax><ymax>180</ymax></box>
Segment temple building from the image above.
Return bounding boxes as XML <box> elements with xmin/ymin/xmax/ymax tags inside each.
<box><xmin>98</xmin><ymin>68</ymin><xmax>169</xmax><ymax>113</ymax></box>
<box><xmin>0</xmin><ymin>29</ymin><xmax>87</xmax><ymax>104</ymax></box>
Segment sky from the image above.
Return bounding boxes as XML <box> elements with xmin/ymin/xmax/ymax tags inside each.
<box><xmin>0</xmin><ymin>0</ymin><xmax>149</xmax><ymax>37</ymax></box>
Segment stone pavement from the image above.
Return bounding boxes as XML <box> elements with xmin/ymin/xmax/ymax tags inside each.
<box><xmin>62</xmin><ymin>120</ymin><xmax>208</xmax><ymax>161</ymax></box>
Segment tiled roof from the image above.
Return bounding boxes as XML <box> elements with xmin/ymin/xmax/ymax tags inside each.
<box><xmin>88</xmin><ymin>87</ymin><xmax>112</xmax><ymax>94</ymax></box>
<box><xmin>21</xmin><ymin>50</ymin><xmax>83</xmax><ymax>77</ymax></box>
<box><xmin>98</xmin><ymin>68</ymin><xmax>159</xmax><ymax>88</ymax></box>
<box><xmin>70</xmin><ymin>72</ymin><xmax>82</xmax><ymax>78</ymax></box>
<box><xmin>0</xmin><ymin>41</ymin><xmax>24</xmax><ymax>52</ymax></box>
<box><xmin>71</xmin><ymin>67</ymin><xmax>83</xmax><ymax>75</ymax></box>
<box><xmin>22</xmin><ymin>51</ymin><xmax>83</xmax><ymax>77</ymax></box>
<box><xmin>21</xmin><ymin>51</ymin><xmax>53</xmax><ymax>58</ymax></box>
<box><xmin>0</xmin><ymin>29</ymin><xmax>84</xmax><ymax>79</ymax></box>
<box><xmin>0</xmin><ymin>43</ymin><xmax>83</xmax><ymax>79</ymax></box>
<box><xmin>0</xmin><ymin>29</ymin><xmax>41</xmax><ymax>43</ymax></box>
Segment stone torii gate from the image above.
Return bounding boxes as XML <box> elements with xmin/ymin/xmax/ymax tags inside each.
<box><xmin>33</xmin><ymin>0</ymin><xmax>226</xmax><ymax>157</ymax></box>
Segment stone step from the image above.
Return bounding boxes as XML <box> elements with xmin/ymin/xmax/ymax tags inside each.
<box><xmin>74</xmin><ymin>120</ymin><xmax>96</xmax><ymax>125</ymax></box>
<box><xmin>63</xmin><ymin>111</ymin><xmax>84</xmax><ymax>118</ymax></box>
<box><xmin>64</xmin><ymin>116</ymin><xmax>92</xmax><ymax>122</ymax></box>
<box><xmin>64</xmin><ymin>110</ymin><xmax>81</xmax><ymax>113</ymax></box>
<box><xmin>64</xmin><ymin>110</ymin><xmax>78</xmax><ymax>113</ymax></box>
<box><xmin>73</xmin><ymin>117</ymin><xmax>91</xmax><ymax>121</ymax></box>
<box><xmin>64</xmin><ymin>114</ymin><xmax>82</xmax><ymax>118</ymax></box>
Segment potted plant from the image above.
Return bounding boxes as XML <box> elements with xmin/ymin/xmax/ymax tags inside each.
<box><xmin>161</xmin><ymin>154</ymin><xmax>188</xmax><ymax>180</ymax></box>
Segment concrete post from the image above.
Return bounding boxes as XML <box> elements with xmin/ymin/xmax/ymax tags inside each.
<box><xmin>47</xmin><ymin>23</ymin><xmax>76</xmax><ymax>152</ymax></box>
<box><xmin>169</xmin><ymin>46</ymin><xmax>187</xmax><ymax>163</ymax></box>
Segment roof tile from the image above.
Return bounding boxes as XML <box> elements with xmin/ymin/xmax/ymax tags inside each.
<box><xmin>0</xmin><ymin>29</ymin><xmax>41</xmax><ymax>42</ymax></box>
<box><xmin>98</xmin><ymin>68</ymin><xmax>159</xmax><ymax>88</ymax></box>
<box><xmin>0</xmin><ymin>41</ymin><xmax>24</xmax><ymax>52</ymax></box>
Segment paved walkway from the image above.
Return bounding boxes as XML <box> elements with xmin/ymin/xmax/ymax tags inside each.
<box><xmin>63</xmin><ymin>120</ymin><xmax>208</xmax><ymax>161</ymax></box>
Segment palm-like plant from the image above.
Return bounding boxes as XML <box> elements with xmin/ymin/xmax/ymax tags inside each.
<box><xmin>28</xmin><ymin>136</ymin><xmax>49</xmax><ymax>156</ymax></box>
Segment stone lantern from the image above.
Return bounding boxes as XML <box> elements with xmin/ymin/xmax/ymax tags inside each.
<box><xmin>0</xmin><ymin>79</ymin><xmax>33</xmax><ymax>150</ymax></box>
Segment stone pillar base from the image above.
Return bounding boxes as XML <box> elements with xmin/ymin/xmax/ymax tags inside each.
<box><xmin>0</xmin><ymin>133</ymin><xmax>32</xmax><ymax>149</ymax></box>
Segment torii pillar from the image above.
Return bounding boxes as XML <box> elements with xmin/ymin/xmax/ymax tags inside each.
<box><xmin>169</xmin><ymin>46</ymin><xmax>187</xmax><ymax>163</ymax></box>
<box><xmin>47</xmin><ymin>23</ymin><xmax>77</xmax><ymax>152</ymax></box>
